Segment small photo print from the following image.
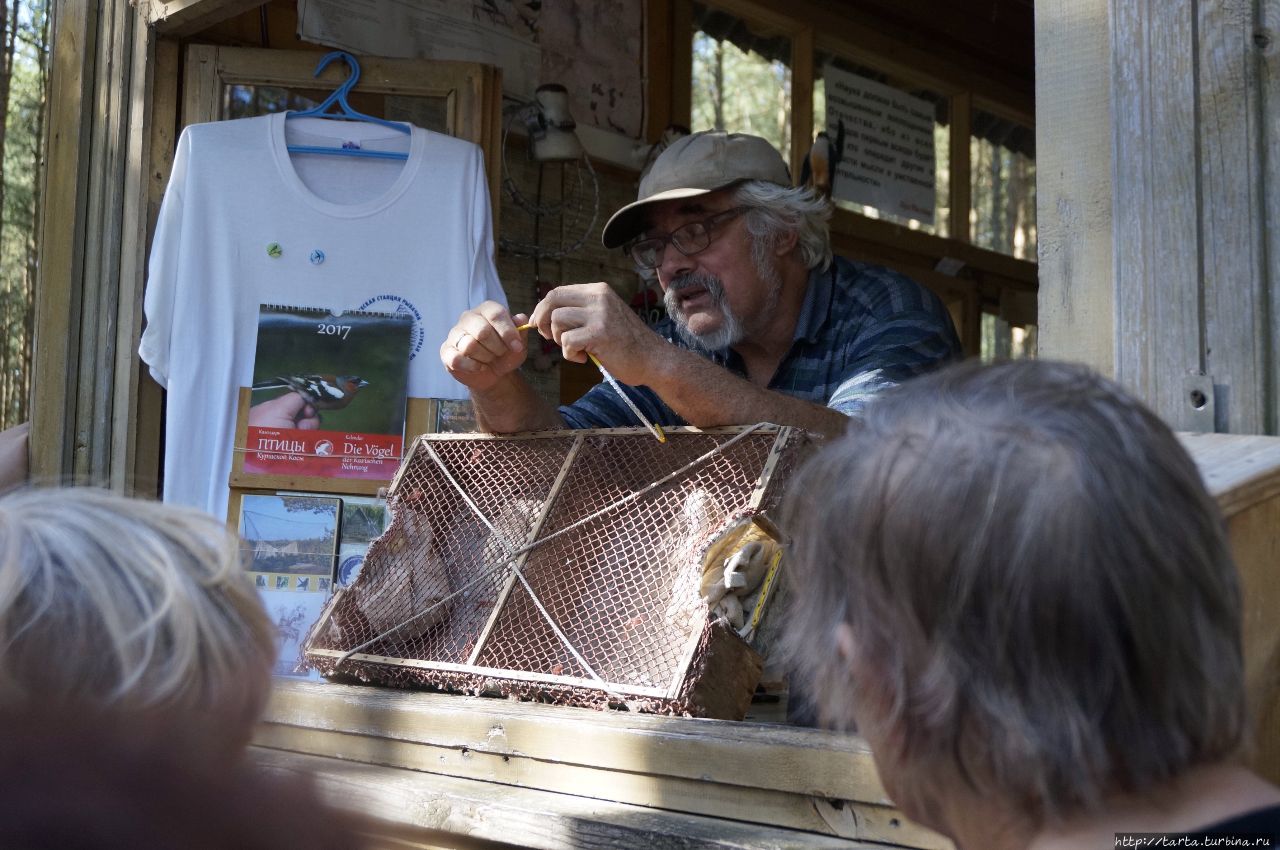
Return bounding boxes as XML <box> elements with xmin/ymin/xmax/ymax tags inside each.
<box><xmin>258</xmin><ymin>588</ymin><xmax>328</xmax><ymax>680</ymax></box>
<box><xmin>336</xmin><ymin>496</ymin><xmax>390</xmax><ymax>588</ymax></box>
<box><xmin>238</xmin><ymin>494</ymin><xmax>341</xmax><ymax>579</ymax></box>
<box><xmin>341</xmin><ymin>497</ymin><xmax>388</xmax><ymax>547</ymax></box>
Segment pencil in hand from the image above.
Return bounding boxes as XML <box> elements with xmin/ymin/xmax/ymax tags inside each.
<box><xmin>515</xmin><ymin>323</ymin><xmax>665</xmax><ymax>442</ymax></box>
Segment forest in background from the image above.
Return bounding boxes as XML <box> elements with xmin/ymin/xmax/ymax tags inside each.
<box><xmin>0</xmin><ymin>0</ymin><xmax>48</xmax><ymax>429</ymax></box>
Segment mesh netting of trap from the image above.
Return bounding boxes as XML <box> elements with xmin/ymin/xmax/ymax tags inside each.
<box><xmin>302</xmin><ymin>424</ymin><xmax>812</xmax><ymax>715</ymax></box>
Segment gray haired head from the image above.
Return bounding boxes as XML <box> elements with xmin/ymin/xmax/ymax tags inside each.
<box><xmin>781</xmin><ymin>359</ymin><xmax>1245</xmax><ymax>821</ymax></box>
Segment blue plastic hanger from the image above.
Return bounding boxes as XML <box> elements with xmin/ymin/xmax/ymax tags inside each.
<box><xmin>285</xmin><ymin>51</ymin><xmax>410</xmax><ymax>161</ymax></box>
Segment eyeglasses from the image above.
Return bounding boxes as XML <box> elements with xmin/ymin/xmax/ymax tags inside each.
<box><xmin>625</xmin><ymin>206</ymin><xmax>747</xmax><ymax>269</ymax></box>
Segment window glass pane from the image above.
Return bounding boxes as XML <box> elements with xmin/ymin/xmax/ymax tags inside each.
<box><xmin>222</xmin><ymin>85</ymin><xmax>451</xmax><ymax>134</ymax></box>
<box><xmin>691</xmin><ymin>2</ymin><xmax>793</xmax><ymax>163</ymax></box>
<box><xmin>980</xmin><ymin>313</ymin><xmax>1038</xmax><ymax>362</ymax></box>
<box><xmin>812</xmin><ymin>56</ymin><xmax>949</xmax><ymax>236</ymax></box>
<box><xmin>223</xmin><ymin>85</ymin><xmax>319</xmax><ymax>120</ymax></box>
<box><xmin>970</xmin><ymin>110</ymin><xmax>1036</xmax><ymax>259</ymax></box>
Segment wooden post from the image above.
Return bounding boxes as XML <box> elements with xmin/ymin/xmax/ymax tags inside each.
<box><xmin>789</xmin><ymin>26</ymin><xmax>814</xmax><ymax>183</ymax></box>
<box><xmin>670</xmin><ymin>0</ymin><xmax>693</xmax><ymax>130</ymax></box>
<box><xmin>1110</xmin><ymin>0</ymin><xmax>1202</xmax><ymax>428</ymax></box>
<box><xmin>1034</xmin><ymin>0</ymin><xmax>1115</xmax><ymax>378</ymax></box>
<box><xmin>130</xmin><ymin>36</ymin><xmax>181</xmax><ymax>497</ymax></box>
<box><xmin>1266</xmin><ymin>0</ymin><xmax>1280</xmax><ymax>433</ymax></box>
<box><xmin>111</xmin><ymin>14</ymin><xmax>161</xmax><ymax>493</ymax></box>
<box><xmin>32</xmin><ymin>0</ymin><xmax>90</xmax><ymax>481</ymax></box>
<box><xmin>1196</xmin><ymin>0</ymin><xmax>1271</xmax><ymax>435</ymax></box>
<box><xmin>39</xmin><ymin>0</ymin><xmax>158</xmax><ymax>485</ymax></box>
<box><xmin>646</xmin><ymin>0</ymin><xmax>675</xmax><ymax>142</ymax></box>
<box><xmin>34</xmin><ymin>0</ymin><xmax>155</xmax><ymax>484</ymax></box>
<box><xmin>948</xmin><ymin>91</ymin><xmax>971</xmax><ymax>243</ymax></box>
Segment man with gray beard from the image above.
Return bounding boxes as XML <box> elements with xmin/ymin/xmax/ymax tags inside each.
<box><xmin>441</xmin><ymin>131</ymin><xmax>960</xmax><ymax>439</ymax></box>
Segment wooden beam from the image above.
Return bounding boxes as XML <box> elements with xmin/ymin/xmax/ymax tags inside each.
<box><xmin>252</xmin><ymin>748</ymin><xmax>894</xmax><ymax>850</ymax></box>
<box><xmin>805</xmin><ymin>0</ymin><xmax>1034</xmax><ymax>105</ymax></box>
<box><xmin>789</xmin><ymin>24</ymin><xmax>815</xmax><ymax>181</ymax></box>
<box><xmin>112</xmin><ymin>11</ymin><xmax>157</xmax><ymax>492</ymax></box>
<box><xmin>75</xmin><ymin>0</ymin><xmax>134</xmax><ymax>478</ymax></box>
<box><xmin>1033</xmin><ymin>0</ymin><xmax>1114</xmax><ymax>372</ymax></box>
<box><xmin>35</xmin><ymin>0</ymin><xmax>151</xmax><ymax>484</ymax></box>
<box><xmin>130</xmin><ymin>36</ymin><xmax>180</xmax><ymax>497</ymax></box>
<box><xmin>261</xmin><ymin>680</ymin><xmax>888</xmax><ymax>804</ymax></box>
<box><xmin>694</xmin><ymin>0</ymin><xmax>1033</xmax><ymax>126</ymax></box>
<box><xmin>255</xmin><ymin>680</ymin><xmax>949</xmax><ymax>847</ymax></box>
<box><xmin>645</xmin><ymin>0</ymin><xmax>675</xmax><ymax>141</ymax></box>
<box><xmin>1110</xmin><ymin>0</ymin><xmax>1202</xmax><ymax>428</ymax></box>
<box><xmin>948</xmin><ymin>91</ymin><xmax>971</xmax><ymax>243</ymax></box>
<box><xmin>803</xmin><ymin>4</ymin><xmax>1034</xmax><ymax>125</ymax></box>
<box><xmin>32</xmin><ymin>0</ymin><xmax>94</xmax><ymax>480</ymax></box>
<box><xmin>1198</xmin><ymin>0</ymin><xmax>1272</xmax><ymax>433</ymax></box>
<box><xmin>1266</xmin><ymin>0</ymin><xmax>1280</xmax><ymax>434</ymax></box>
<box><xmin>829</xmin><ymin>208</ymin><xmax>1037</xmax><ymax>289</ymax></box>
<box><xmin>138</xmin><ymin>0</ymin><xmax>267</xmax><ymax>37</ymax></box>
<box><xmin>670</xmin><ymin>0</ymin><xmax>693</xmax><ymax>129</ymax></box>
<box><xmin>1182</xmin><ymin>432</ymin><xmax>1280</xmax><ymax>518</ymax></box>
<box><xmin>254</xmin><ymin>723</ymin><xmax>944</xmax><ymax>848</ymax></box>
<box><xmin>1176</xmin><ymin>434</ymin><xmax>1280</xmax><ymax>784</ymax></box>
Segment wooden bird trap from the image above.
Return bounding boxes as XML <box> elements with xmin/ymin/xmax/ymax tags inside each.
<box><xmin>302</xmin><ymin>425</ymin><xmax>813</xmax><ymax>718</ymax></box>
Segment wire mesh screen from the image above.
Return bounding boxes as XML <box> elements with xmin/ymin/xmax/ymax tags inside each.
<box><xmin>304</xmin><ymin>425</ymin><xmax>811</xmax><ymax>717</ymax></box>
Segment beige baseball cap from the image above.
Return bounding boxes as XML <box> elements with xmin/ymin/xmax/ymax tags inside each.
<box><xmin>601</xmin><ymin>130</ymin><xmax>791</xmax><ymax>249</ymax></box>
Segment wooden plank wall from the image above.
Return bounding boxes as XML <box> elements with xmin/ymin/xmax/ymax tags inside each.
<box><xmin>1037</xmin><ymin>0</ymin><xmax>1279</xmax><ymax>435</ymax></box>
<box><xmin>1197</xmin><ymin>0</ymin><xmax>1270</xmax><ymax>434</ymax></box>
<box><xmin>1111</xmin><ymin>0</ymin><xmax>1203</xmax><ymax>429</ymax></box>
<box><xmin>1262</xmin><ymin>0</ymin><xmax>1280</xmax><ymax>433</ymax></box>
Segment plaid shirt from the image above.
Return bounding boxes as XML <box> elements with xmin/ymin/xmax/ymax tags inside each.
<box><xmin>558</xmin><ymin>256</ymin><xmax>962</xmax><ymax>428</ymax></box>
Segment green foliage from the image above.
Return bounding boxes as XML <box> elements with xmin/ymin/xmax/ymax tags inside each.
<box><xmin>0</xmin><ymin>0</ymin><xmax>49</xmax><ymax>428</ymax></box>
<box><xmin>971</xmin><ymin>130</ymin><xmax>1037</xmax><ymax>261</ymax></box>
<box><xmin>691</xmin><ymin>30</ymin><xmax>792</xmax><ymax>162</ymax></box>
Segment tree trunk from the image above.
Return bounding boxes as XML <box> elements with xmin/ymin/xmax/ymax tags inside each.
<box><xmin>20</xmin><ymin>0</ymin><xmax>51</xmax><ymax>425</ymax></box>
<box><xmin>0</xmin><ymin>0</ymin><xmax>14</xmax><ymax>237</ymax></box>
<box><xmin>712</xmin><ymin>40</ymin><xmax>724</xmax><ymax>130</ymax></box>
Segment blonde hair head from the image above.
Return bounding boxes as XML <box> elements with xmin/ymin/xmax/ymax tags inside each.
<box><xmin>0</xmin><ymin>487</ymin><xmax>275</xmax><ymax>742</ymax></box>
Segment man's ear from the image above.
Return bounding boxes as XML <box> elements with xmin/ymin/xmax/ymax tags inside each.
<box><xmin>773</xmin><ymin>226</ymin><xmax>800</xmax><ymax>257</ymax></box>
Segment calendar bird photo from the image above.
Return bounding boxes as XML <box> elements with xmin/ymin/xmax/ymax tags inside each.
<box><xmin>245</xmin><ymin>304</ymin><xmax>412</xmax><ymax>480</ymax></box>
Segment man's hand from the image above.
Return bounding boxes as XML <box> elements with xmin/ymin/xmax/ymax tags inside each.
<box><xmin>527</xmin><ymin>282</ymin><xmax>666</xmax><ymax>386</ymax></box>
<box><xmin>440</xmin><ymin>301</ymin><xmax>530</xmax><ymax>393</ymax></box>
<box><xmin>248</xmin><ymin>393</ymin><xmax>320</xmax><ymax>430</ymax></box>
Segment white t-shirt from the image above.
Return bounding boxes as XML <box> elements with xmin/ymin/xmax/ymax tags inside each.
<box><xmin>140</xmin><ymin>113</ymin><xmax>505</xmax><ymax>520</ymax></box>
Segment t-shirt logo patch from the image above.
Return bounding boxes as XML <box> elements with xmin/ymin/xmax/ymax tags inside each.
<box><xmin>357</xmin><ymin>295</ymin><xmax>424</xmax><ymax>359</ymax></box>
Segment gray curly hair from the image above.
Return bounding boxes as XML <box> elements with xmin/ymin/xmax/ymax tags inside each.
<box><xmin>733</xmin><ymin>180</ymin><xmax>833</xmax><ymax>272</ymax></box>
<box><xmin>781</xmin><ymin>359</ymin><xmax>1245</xmax><ymax>822</ymax></box>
